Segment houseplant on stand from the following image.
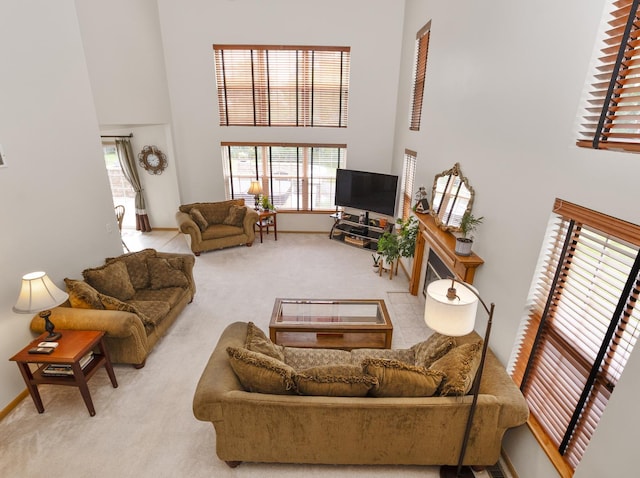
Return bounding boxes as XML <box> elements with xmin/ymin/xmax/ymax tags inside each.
<box><xmin>455</xmin><ymin>211</ymin><xmax>483</xmax><ymax>256</ymax></box>
<box><xmin>376</xmin><ymin>232</ymin><xmax>400</xmax><ymax>279</ymax></box>
<box><xmin>260</xmin><ymin>195</ymin><xmax>275</xmax><ymax>212</ymax></box>
<box><xmin>397</xmin><ymin>216</ymin><xmax>418</xmax><ymax>259</ymax></box>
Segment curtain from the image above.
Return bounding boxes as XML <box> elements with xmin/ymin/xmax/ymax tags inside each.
<box><xmin>115</xmin><ymin>139</ymin><xmax>152</xmax><ymax>232</ymax></box>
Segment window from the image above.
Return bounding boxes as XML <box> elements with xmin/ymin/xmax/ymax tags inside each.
<box><xmin>102</xmin><ymin>143</ymin><xmax>135</xmax><ymax>229</ymax></box>
<box><xmin>400</xmin><ymin>149</ymin><xmax>417</xmax><ymax>220</ymax></box>
<box><xmin>213</xmin><ymin>45</ymin><xmax>350</xmax><ymax>127</ymax></box>
<box><xmin>409</xmin><ymin>21</ymin><xmax>431</xmax><ymax>131</ymax></box>
<box><xmin>577</xmin><ymin>1</ymin><xmax>640</xmax><ymax>152</ymax></box>
<box><xmin>510</xmin><ymin>198</ymin><xmax>640</xmax><ymax>476</ymax></box>
<box><xmin>221</xmin><ymin>142</ymin><xmax>346</xmax><ymax>211</ymax></box>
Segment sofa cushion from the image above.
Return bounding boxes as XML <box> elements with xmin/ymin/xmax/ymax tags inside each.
<box><xmin>283</xmin><ymin>347</ymin><xmax>352</xmax><ymax>370</ymax></box>
<box><xmin>83</xmin><ymin>260</ymin><xmax>136</xmax><ymax>301</ymax></box>
<box><xmin>350</xmin><ymin>348</ymin><xmax>414</xmax><ymax>365</ymax></box>
<box><xmin>133</xmin><ymin>287</ymin><xmax>185</xmax><ymax>307</ymax></box>
<box><xmin>105</xmin><ymin>249</ymin><xmax>156</xmax><ymax>290</ymax></box>
<box><xmin>189</xmin><ymin>208</ymin><xmax>209</xmax><ymax>232</ymax></box>
<box><xmin>99</xmin><ymin>294</ymin><xmax>153</xmax><ymax>325</ymax></box>
<box><xmin>429</xmin><ymin>340</ymin><xmax>483</xmax><ymax>396</ymax></box>
<box><xmin>245</xmin><ymin>322</ymin><xmax>284</xmax><ymax>361</ymax></box>
<box><xmin>64</xmin><ymin>278</ymin><xmax>105</xmax><ymax>310</ymax></box>
<box><xmin>128</xmin><ymin>300</ymin><xmax>171</xmax><ymax>326</ymax></box>
<box><xmin>294</xmin><ymin>364</ymin><xmax>378</xmax><ymax>397</ymax></box>
<box><xmin>147</xmin><ymin>257</ymin><xmax>189</xmax><ymax>289</ymax></box>
<box><xmin>362</xmin><ymin>358</ymin><xmax>444</xmax><ymax>397</ymax></box>
<box><xmin>227</xmin><ymin>346</ymin><xmax>296</xmax><ymax>394</ymax></box>
<box><xmin>223</xmin><ymin>205</ymin><xmax>246</xmax><ymax>227</ymax></box>
<box><xmin>412</xmin><ymin>333</ymin><xmax>457</xmax><ymax>368</ymax></box>
<box><xmin>201</xmin><ymin>224</ymin><xmax>244</xmax><ymax>239</ymax></box>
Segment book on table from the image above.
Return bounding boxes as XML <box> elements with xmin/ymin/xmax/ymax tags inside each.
<box><xmin>42</xmin><ymin>352</ymin><xmax>94</xmax><ymax>376</ymax></box>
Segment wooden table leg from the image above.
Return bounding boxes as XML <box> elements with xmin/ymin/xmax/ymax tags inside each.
<box><xmin>98</xmin><ymin>338</ymin><xmax>118</xmax><ymax>388</ymax></box>
<box><xmin>72</xmin><ymin>362</ymin><xmax>96</xmax><ymax>417</ymax></box>
<box><xmin>16</xmin><ymin>362</ymin><xmax>44</xmax><ymax>413</ymax></box>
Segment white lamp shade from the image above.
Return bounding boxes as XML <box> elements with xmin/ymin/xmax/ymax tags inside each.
<box><xmin>13</xmin><ymin>271</ymin><xmax>69</xmax><ymax>314</ymax></box>
<box><xmin>425</xmin><ymin>279</ymin><xmax>478</xmax><ymax>336</ymax></box>
<box><xmin>247</xmin><ymin>181</ymin><xmax>263</xmax><ymax>196</ymax></box>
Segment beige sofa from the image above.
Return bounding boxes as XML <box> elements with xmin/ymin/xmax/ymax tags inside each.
<box><xmin>30</xmin><ymin>249</ymin><xmax>195</xmax><ymax>368</ymax></box>
<box><xmin>193</xmin><ymin>321</ymin><xmax>529</xmax><ymax>468</ymax></box>
<box><xmin>176</xmin><ymin>199</ymin><xmax>259</xmax><ymax>255</ymax></box>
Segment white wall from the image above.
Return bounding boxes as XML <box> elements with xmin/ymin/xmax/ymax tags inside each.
<box><xmin>156</xmin><ymin>0</ymin><xmax>405</xmax><ymax>230</ymax></box>
<box><xmin>394</xmin><ymin>1</ymin><xmax>639</xmax><ymax>476</ymax></box>
<box><xmin>0</xmin><ymin>0</ymin><xmax>123</xmax><ymax>409</ymax></box>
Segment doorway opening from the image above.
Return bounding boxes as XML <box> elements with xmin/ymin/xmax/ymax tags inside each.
<box><xmin>103</xmin><ymin>143</ymin><xmax>136</xmax><ymax>230</ymax></box>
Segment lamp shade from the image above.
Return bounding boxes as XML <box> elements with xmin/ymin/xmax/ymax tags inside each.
<box><xmin>425</xmin><ymin>279</ymin><xmax>478</xmax><ymax>336</ymax></box>
<box><xmin>247</xmin><ymin>180</ymin><xmax>263</xmax><ymax>196</ymax></box>
<box><xmin>13</xmin><ymin>271</ymin><xmax>69</xmax><ymax>314</ymax></box>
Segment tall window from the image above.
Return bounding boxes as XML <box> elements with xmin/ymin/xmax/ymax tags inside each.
<box><xmin>577</xmin><ymin>1</ymin><xmax>640</xmax><ymax>152</ymax></box>
<box><xmin>409</xmin><ymin>21</ymin><xmax>431</xmax><ymax>131</ymax></box>
<box><xmin>510</xmin><ymin>198</ymin><xmax>640</xmax><ymax>476</ymax></box>
<box><xmin>400</xmin><ymin>149</ymin><xmax>417</xmax><ymax>220</ymax></box>
<box><xmin>222</xmin><ymin>142</ymin><xmax>346</xmax><ymax>211</ymax></box>
<box><xmin>213</xmin><ymin>45</ymin><xmax>350</xmax><ymax>127</ymax></box>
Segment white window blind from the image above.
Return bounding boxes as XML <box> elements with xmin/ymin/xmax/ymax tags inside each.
<box><xmin>401</xmin><ymin>149</ymin><xmax>417</xmax><ymax>220</ymax></box>
<box><xmin>577</xmin><ymin>0</ymin><xmax>640</xmax><ymax>152</ymax></box>
<box><xmin>511</xmin><ymin>198</ymin><xmax>640</xmax><ymax>474</ymax></box>
<box><xmin>214</xmin><ymin>45</ymin><xmax>350</xmax><ymax>127</ymax></box>
<box><xmin>410</xmin><ymin>21</ymin><xmax>431</xmax><ymax>131</ymax></box>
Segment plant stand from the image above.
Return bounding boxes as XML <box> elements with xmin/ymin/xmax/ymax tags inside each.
<box><xmin>379</xmin><ymin>259</ymin><xmax>398</xmax><ymax>280</ymax></box>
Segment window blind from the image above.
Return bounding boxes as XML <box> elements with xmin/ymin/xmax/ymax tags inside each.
<box><xmin>511</xmin><ymin>198</ymin><xmax>640</xmax><ymax>473</ymax></box>
<box><xmin>213</xmin><ymin>45</ymin><xmax>350</xmax><ymax>127</ymax></box>
<box><xmin>410</xmin><ymin>22</ymin><xmax>431</xmax><ymax>131</ymax></box>
<box><xmin>401</xmin><ymin>149</ymin><xmax>417</xmax><ymax>220</ymax></box>
<box><xmin>577</xmin><ymin>0</ymin><xmax>640</xmax><ymax>152</ymax></box>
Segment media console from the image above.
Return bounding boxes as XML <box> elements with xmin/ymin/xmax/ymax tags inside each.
<box><xmin>329</xmin><ymin>211</ymin><xmax>394</xmax><ymax>251</ymax></box>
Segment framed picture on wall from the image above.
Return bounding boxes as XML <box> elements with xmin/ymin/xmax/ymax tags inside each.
<box><xmin>0</xmin><ymin>145</ymin><xmax>6</xmax><ymax>168</ymax></box>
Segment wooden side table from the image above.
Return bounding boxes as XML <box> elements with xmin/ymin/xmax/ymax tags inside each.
<box><xmin>255</xmin><ymin>210</ymin><xmax>277</xmax><ymax>243</ymax></box>
<box><xmin>9</xmin><ymin>330</ymin><xmax>118</xmax><ymax>417</ymax></box>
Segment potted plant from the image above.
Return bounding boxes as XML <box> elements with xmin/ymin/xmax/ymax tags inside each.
<box><xmin>455</xmin><ymin>211</ymin><xmax>484</xmax><ymax>256</ymax></box>
<box><xmin>260</xmin><ymin>195</ymin><xmax>275</xmax><ymax>211</ymax></box>
<box><xmin>376</xmin><ymin>231</ymin><xmax>400</xmax><ymax>270</ymax></box>
<box><xmin>371</xmin><ymin>253</ymin><xmax>382</xmax><ymax>272</ymax></box>
<box><xmin>396</xmin><ymin>216</ymin><xmax>418</xmax><ymax>259</ymax></box>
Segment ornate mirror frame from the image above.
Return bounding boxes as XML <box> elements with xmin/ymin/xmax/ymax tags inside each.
<box><xmin>430</xmin><ymin>162</ymin><xmax>474</xmax><ymax>232</ymax></box>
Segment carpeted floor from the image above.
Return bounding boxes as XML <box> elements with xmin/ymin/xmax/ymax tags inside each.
<box><xmin>0</xmin><ymin>231</ymin><xmax>498</xmax><ymax>478</ymax></box>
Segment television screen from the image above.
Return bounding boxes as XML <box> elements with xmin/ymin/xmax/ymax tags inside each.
<box><xmin>335</xmin><ymin>169</ymin><xmax>398</xmax><ymax>216</ymax></box>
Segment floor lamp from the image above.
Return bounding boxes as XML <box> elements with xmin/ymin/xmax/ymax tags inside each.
<box><xmin>425</xmin><ymin>278</ymin><xmax>495</xmax><ymax>478</ymax></box>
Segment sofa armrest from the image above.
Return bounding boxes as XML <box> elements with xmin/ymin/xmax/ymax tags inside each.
<box><xmin>176</xmin><ymin>211</ymin><xmax>202</xmax><ymax>242</ymax></box>
<box><xmin>30</xmin><ymin>306</ymin><xmax>147</xmax><ymax>339</ymax></box>
<box><xmin>242</xmin><ymin>207</ymin><xmax>259</xmax><ymax>242</ymax></box>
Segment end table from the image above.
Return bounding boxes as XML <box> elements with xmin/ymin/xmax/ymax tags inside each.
<box><xmin>9</xmin><ymin>330</ymin><xmax>118</xmax><ymax>417</ymax></box>
<box><xmin>256</xmin><ymin>210</ymin><xmax>277</xmax><ymax>243</ymax></box>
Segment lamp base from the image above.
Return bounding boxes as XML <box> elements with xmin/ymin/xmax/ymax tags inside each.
<box><xmin>44</xmin><ymin>331</ymin><xmax>62</xmax><ymax>341</ymax></box>
<box><xmin>440</xmin><ymin>465</ymin><xmax>475</xmax><ymax>478</ymax></box>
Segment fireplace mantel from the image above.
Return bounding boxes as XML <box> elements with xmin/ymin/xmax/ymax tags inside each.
<box><xmin>409</xmin><ymin>213</ymin><xmax>484</xmax><ymax>295</ymax></box>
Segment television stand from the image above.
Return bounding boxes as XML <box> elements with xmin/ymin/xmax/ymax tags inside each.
<box><xmin>329</xmin><ymin>211</ymin><xmax>393</xmax><ymax>251</ymax></box>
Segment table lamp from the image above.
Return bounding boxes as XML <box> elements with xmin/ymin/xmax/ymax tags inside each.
<box><xmin>247</xmin><ymin>180</ymin><xmax>263</xmax><ymax>210</ymax></box>
<box><xmin>13</xmin><ymin>271</ymin><xmax>69</xmax><ymax>341</ymax></box>
<box><xmin>425</xmin><ymin>278</ymin><xmax>495</xmax><ymax>478</ymax></box>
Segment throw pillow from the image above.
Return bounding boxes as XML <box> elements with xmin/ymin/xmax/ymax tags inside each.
<box><xmin>64</xmin><ymin>278</ymin><xmax>104</xmax><ymax>310</ymax></box>
<box><xmin>411</xmin><ymin>333</ymin><xmax>457</xmax><ymax>368</ymax></box>
<box><xmin>362</xmin><ymin>358</ymin><xmax>443</xmax><ymax>397</ymax></box>
<box><xmin>283</xmin><ymin>347</ymin><xmax>352</xmax><ymax>370</ymax></box>
<box><xmin>82</xmin><ymin>260</ymin><xmax>136</xmax><ymax>301</ymax></box>
<box><xmin>189</xmin><ymin>208</ymin><xmax>209</xmax><ymax>232</ymax></box>
<box><xmin>294</xmin><ymin>364</ymin><xmax>378</xmax><ymax>397</ymax></box>
<box><xmin>223</xmin><ymin>205</ymin><xmax>246</xmax><ymax>227</ymax></box>
<box><xmin>147</xmin><ymin>257</ymin><xmax>189</xmax><ymax>289</ymax></box>
<box><xmin>99</xmin><ymin>294</ymin><xmax>153</xmax><ymax>325</ymax></box>
<box><xmin>227</xmin><ymin>346</ymin><xmax>296</xmax><ymax>395</ymax></box>
<box><xmin>105</xmin><ymin>248</ymin><xmax>156</xmax><ymax>289</ymax></box>
<box><xmin>245</xmin><ymin>321</ymin><xmax>284</xmax><ymax>361</ymax></box>
<box><xmin>429</xmin><ymin>340</ymin><xmax>483</xmax><ymax>396</ymax></box>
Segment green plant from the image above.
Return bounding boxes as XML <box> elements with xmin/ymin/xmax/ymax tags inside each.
<box><xmin>260</xmin><ymin>195</ymin><xmax>274</xmax><ymax>211</ymax></box>
<box><xmin>459</xmin><ymin>211</ymin><xmax>484</xmax><ymax>239</ymax></box>
<box><xmin>396</xmin><ymin>216</ymin><xmax>418</xmax><ymax>258</ymax></box>
<box><xmin>377</xmin><ymin>232</ymin><xmax>400</xmax><ymax>265</ymax></box>
<box><xmin>371</xmin><ymin>254</ymin><xmax>381</xmax><ymax>267</ymax></box>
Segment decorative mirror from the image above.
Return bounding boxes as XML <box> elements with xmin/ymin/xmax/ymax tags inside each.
<box><xmin>138</xmin><ymin>145</ymin><xmax>168</xmax><ymax>175</ymax></box>
<box><xmin>430</xmin><ymin>162</ymin><xmax>474</xmax><ymax>232</ymax></box>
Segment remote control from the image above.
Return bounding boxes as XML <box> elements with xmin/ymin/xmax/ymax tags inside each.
<box><xmin>38</xmin><ymin>342</ymin><xmax>59</xmax><ymax>348</ymax></box>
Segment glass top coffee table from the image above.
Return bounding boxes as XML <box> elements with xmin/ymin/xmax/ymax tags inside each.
<box><xmin>269</xmin><ymin>298</ymin><xmax>393</xmax><ymax>350</ymax></box>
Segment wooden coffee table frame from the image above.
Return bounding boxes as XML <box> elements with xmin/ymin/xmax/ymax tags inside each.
<box><xmin>269</xmin><ymin>298</ymin><xmax>393</xmax><ymax>350</ymax></box>
<box><xmin>9</xmin><ymin>330</ymin><xmax>118</xmax><ymax>417</ymax></box>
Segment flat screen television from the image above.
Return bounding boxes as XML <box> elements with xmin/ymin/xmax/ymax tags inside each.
<box><xmin>335</xmin><ymin>168</ymin><xmax>398</xmax><ymax>217</ymax></box>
